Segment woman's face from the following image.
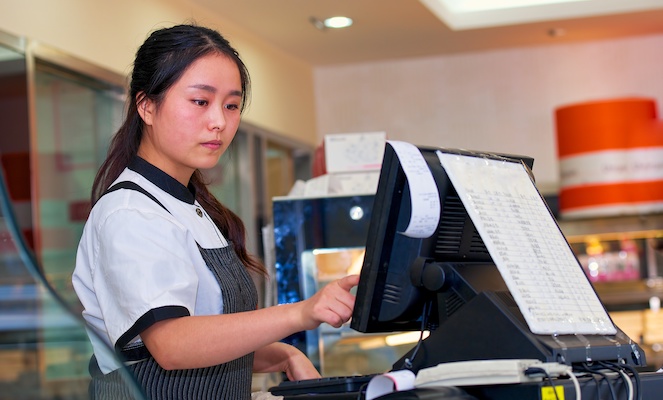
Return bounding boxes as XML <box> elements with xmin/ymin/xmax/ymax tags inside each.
<box><xmin>137</xmin><ymin>53</ymin><xmax>243</xmax><ymax>185</ymax></box>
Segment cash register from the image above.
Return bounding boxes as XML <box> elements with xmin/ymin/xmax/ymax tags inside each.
<box><xmin>270</xmin><ymin>142</ymin><xmax>663</xmax><ymax>400</ymax></box>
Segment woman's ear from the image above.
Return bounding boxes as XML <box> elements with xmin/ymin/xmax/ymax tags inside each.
<box><xmin>136</xmin><ymin>92</ymin><xmax>154</xmax><ymax>126</ymax></box>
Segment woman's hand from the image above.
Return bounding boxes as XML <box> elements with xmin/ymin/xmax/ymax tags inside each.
<box><xmin>254</xmin><ymin>275</ymin><xmax>360</xmax><ymax>380</ymax></box>
<box><xmin>299</xmin><ymin>274</ymin><xmax>360</xmax><ymax>330</ymax></box>
<box><xmin>254</xmin><ymin>342</ymin><xmax>320</xmax><ymax>381</ymax></box>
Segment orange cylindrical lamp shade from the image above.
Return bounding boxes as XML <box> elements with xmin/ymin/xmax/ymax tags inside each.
<box><xmin>555</xmin><ymin>97</ymin><xmax>663</xmax><ymax>218</ymax></box>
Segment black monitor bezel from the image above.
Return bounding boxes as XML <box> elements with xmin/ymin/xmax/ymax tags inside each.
<box><xmin>350</xmin><ymin>144</ymin><xmax>534</xmax><ymax>333</ymax></box>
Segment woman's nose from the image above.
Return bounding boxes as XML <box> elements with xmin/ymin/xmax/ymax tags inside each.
<box><xmin>209</xmin><ymin>106</ymin><xmax>226</xmax><ymax>131</ymax></box>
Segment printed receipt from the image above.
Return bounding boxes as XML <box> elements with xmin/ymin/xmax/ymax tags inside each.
<box><xmin>366</xmin><ymin>369</ymin><xmax>416</xmax><ymax>400</ymax></box>
<box><xmin>436</xmin><ymin>151</ymin><xmax>616</xmax><ymax>336</ymax></box>
<box><xmin>388</xmin><ymin>141</ymin><xmax>440</xmax><ymax>238</ymax></box>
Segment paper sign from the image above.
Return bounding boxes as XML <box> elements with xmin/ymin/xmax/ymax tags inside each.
<box><xmin>437</xmin><ymin>151</ymin><xmax>616</xmax><ymax>335</ymax></box>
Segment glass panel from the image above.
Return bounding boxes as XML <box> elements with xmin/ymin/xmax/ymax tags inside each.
<box><xmin>300</xmin><ymin>248</ymin><xmax>413</xmax><ymax>376</ymax></box>
<box><xmin>33</xmin><ymin>62</ymin><xmax>125</xmax><ymax>384</ymax></box>
<box><xmin>0</xmin><ymin>42</ymin><xmax>143</xmax><ymax>399</ymax></box>
<box><xmin>201</xmin><ymin>129</ymin><xmax>260</xmax><ymax>256</ymax></box>
<box><xmin>265</xmin><ymin>141</ymin><xmax>295</xmax><ymax>216</ymax></box>
<box><xmin>272</xmin><ymin>195</ymin><xmax>381</xmax><ymax>374</ymax></box>
<box><xmin>293</xmin><ymin>148</ymin><xmax>312</xmax><ymax>182</ymax></box>
<box><xmin>34</xmin><ymin>63</ymin><xmax>124</xmax><ymax>308</ymax></box>
<box><xmin>0</xmin><ymin>156</ymin><xmax>144</xmax><ymax>399</ymax></box>
<box><xmin>205</xmin><ymin>133</ymin><xmax>243</xmax><ymax>214</ymax></box>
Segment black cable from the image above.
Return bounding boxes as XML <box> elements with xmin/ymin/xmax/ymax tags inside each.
<box><xmin>594</xmin><ymin>369</ymin><xmax>618</xmax><ymax>400</ymax></box>
<box><xmin>578</xmin><ymin>363</ymin><xmax>618</xmax><ymax>400</ymax></box>
<box><xmin>525</xmin><ymin>367</ymin><xmax>560</xmax><ymax>400</ymax></box>
<box><xmin>356</xmin><ymin>384</ymin><xmax>365</xmax><ymax>400</ymax></box>
<box><xmin>601</xmin><ymin>361</ymin><xmax>640</xmax><ymax>400</ymax></box>
<box><xmin>574</xmin><ymin>367</ymin><xmax>601</xmax><ymax>400</ymax></box>
<box><xmin>587</xmin><ymin>372</ymin><xmax>601</xmax><ymax>400</ymax></box>
<box><xmin>403</xmin><ymin>299</ymin><xmax>432</xmax><ymax>370</ymax></box>
<box><xmin>356</xmin><ymin>381</ymin><xmax>372</xmax><ymax>400</ymax></box>
<box><xmin>617</xmin><ymin>363</ymin><xmax>641</xmax><ymax>400</ymax></box>
<box><xmin>598</xmin><ymin>361</ymin><xmax>632</xmax><ymax>400</ymax></box>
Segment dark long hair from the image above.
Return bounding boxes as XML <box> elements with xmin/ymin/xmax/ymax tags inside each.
<box><xmin>92</xmin><ymin>24</ymin><xmax>265</xmax><ymax>276</ymax></box>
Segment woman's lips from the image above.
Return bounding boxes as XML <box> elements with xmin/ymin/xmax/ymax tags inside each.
<box><xmin>202</xmin><ymin>140</ymin><xmax>222</xmax><ymax>150</ymax></box>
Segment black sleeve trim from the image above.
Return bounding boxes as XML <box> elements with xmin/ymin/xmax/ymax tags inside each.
<box><xmin>115</xmin><ymin>305</ymin><xmax>190</xmax><ymax>351</ymax></box>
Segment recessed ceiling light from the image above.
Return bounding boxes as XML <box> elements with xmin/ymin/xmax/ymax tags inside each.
<box><xmin>548</xmin><ymin>27</ymin><xmax>567</xmax><ymax>37</ymax></box>
<box><xmin>324</xmin><ymin>16</ymin><xmax>353</xmax><ymax>29</ymax></box>
<box><xmin>309</xmin><ymin>16</ymin><xmax>353</xmax><ymax>31</ymax></box>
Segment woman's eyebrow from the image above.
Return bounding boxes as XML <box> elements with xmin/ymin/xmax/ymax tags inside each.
<box><xmin>189</xmin><ymin>84</ymin><xmax>217</xmax><ymax>93</ymax></box>
<box><xmin>188</xmin><ymin>84</ymin><xmax>242</xmax><ymax>97</ymax></box>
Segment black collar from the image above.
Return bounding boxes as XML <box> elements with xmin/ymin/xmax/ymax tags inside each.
<box><xmin>127</xmin><ymin>156</ymin><xmax>196</xmax><ymax>205</ymax></box>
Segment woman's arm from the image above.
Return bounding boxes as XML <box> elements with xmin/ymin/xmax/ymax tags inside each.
<box><xmin>253</xmin><ymin>342</ymin><xmax>320</xmax><ymax>381</ymax></box>
<box><xmin>140</xmin><ymin>274</ymin><xmax>359</xmax><ymax>371</ymax></box>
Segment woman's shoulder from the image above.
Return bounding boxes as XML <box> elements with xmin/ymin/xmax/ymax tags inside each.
<box><xmin>91</xmin><ymin>171</ymin><xmax>179</xmax><ymax>225</ymax></box>
<box><xmin>86</xmin><ymin>191</ymin><xmax>188</xmax><ymax>247</ymax></box>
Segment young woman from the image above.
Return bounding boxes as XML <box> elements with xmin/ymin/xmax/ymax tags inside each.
<box><xmin>72</xmin><ymin>24</ymin><xmax>359</xmax><ymax>399</ymax></box>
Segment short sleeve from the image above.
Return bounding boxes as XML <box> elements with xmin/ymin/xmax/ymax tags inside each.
<box><xmin>92</xmin><ymin>204</ymin><xmax>199</xmax><ymax>348</ymax></box>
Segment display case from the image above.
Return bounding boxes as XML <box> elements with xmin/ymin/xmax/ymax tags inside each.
<box><xmin>559</xmin><ymin>213</ymin><xmax>663</xmax><ymax>369</ymax></box>
<box><xmin>273</xmin><ymin>194</ymin><xmax>416</xmax><ymax>376</ymax></box>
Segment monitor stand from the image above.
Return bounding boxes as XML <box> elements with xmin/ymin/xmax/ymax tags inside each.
<box><xmin>393</xmin><ymin>263</ymin><xmax>646</xmax><ymax>374</ymax></box>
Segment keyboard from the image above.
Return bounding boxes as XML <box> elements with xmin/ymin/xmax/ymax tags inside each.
<box><xmin>268</xmin><ymin>374</ymin><xmax>378</xmax><ymax>396</ymax></box>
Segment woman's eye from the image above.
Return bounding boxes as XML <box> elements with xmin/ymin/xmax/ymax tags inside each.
<box><xmin>225</xmin><ymin>103</ymin><xmax>240</xmax><ymax>111</ymax></box>
<box><xmin>193</xmin><ymin>99</ymin><xmax>208</xmax><ymax>106</ymax></box>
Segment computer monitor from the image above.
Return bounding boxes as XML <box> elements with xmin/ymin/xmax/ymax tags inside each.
<box><xmin>350</xmin><ymin>143</ymin><xmax>645</xmax><ymax>373</ymax></box>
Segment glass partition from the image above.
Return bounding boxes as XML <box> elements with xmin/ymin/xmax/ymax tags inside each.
<box><xmin>0</xmin><ymin>38</ymin><xmax>143</xmax><ymax>399</ymax></box>
<box><xmin>32</xmin><ymin>61</ymin><xmax>125</xmax><ymax>311</ymax></box>
<box><xmin>28</xmin><ymin>47</ymin><xmax>127</xmax><ymax>388</ymax></box>
<box><xmin>0</xmin><ymin>147</ymin><xmax>145</xmax><ymax>399</ymax></box>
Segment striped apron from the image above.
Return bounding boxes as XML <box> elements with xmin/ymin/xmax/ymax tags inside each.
<box><xmin>89</xmin><ymin>228</ymin><xmax>258</xmax><ymax>399</ymax></box>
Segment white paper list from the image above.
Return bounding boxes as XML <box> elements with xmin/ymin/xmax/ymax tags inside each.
<box><xmin>437</xmin><ymin>151</ymin><xmax>616</xmax><ymax>335</ymax></box>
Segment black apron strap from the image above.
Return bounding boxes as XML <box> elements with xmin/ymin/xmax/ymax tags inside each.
<box><xmin>103</xmin><ymin>181</ymin><xmax>169</xmax><ymax>213</ymax></box>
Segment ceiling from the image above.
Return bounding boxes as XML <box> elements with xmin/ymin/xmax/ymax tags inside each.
<box><xmin>193</xmin><ymin>0</ymin><xmax>663</xmax><ymax>66</ymax></box>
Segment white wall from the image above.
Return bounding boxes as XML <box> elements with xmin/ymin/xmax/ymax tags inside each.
<box><xmin>0</xmin><ymin>0</ymin><xmax>317</xmax><ymax>146</ymax></box>
<box><xmin>3</xmin><ymin>0</ymin><xmax>663</xmax><ymax>191</ymax></box>
<box><xmin>314</xmin><ymin>34</ymin><xmax>663</xmax><ymax>193</ymax></box>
